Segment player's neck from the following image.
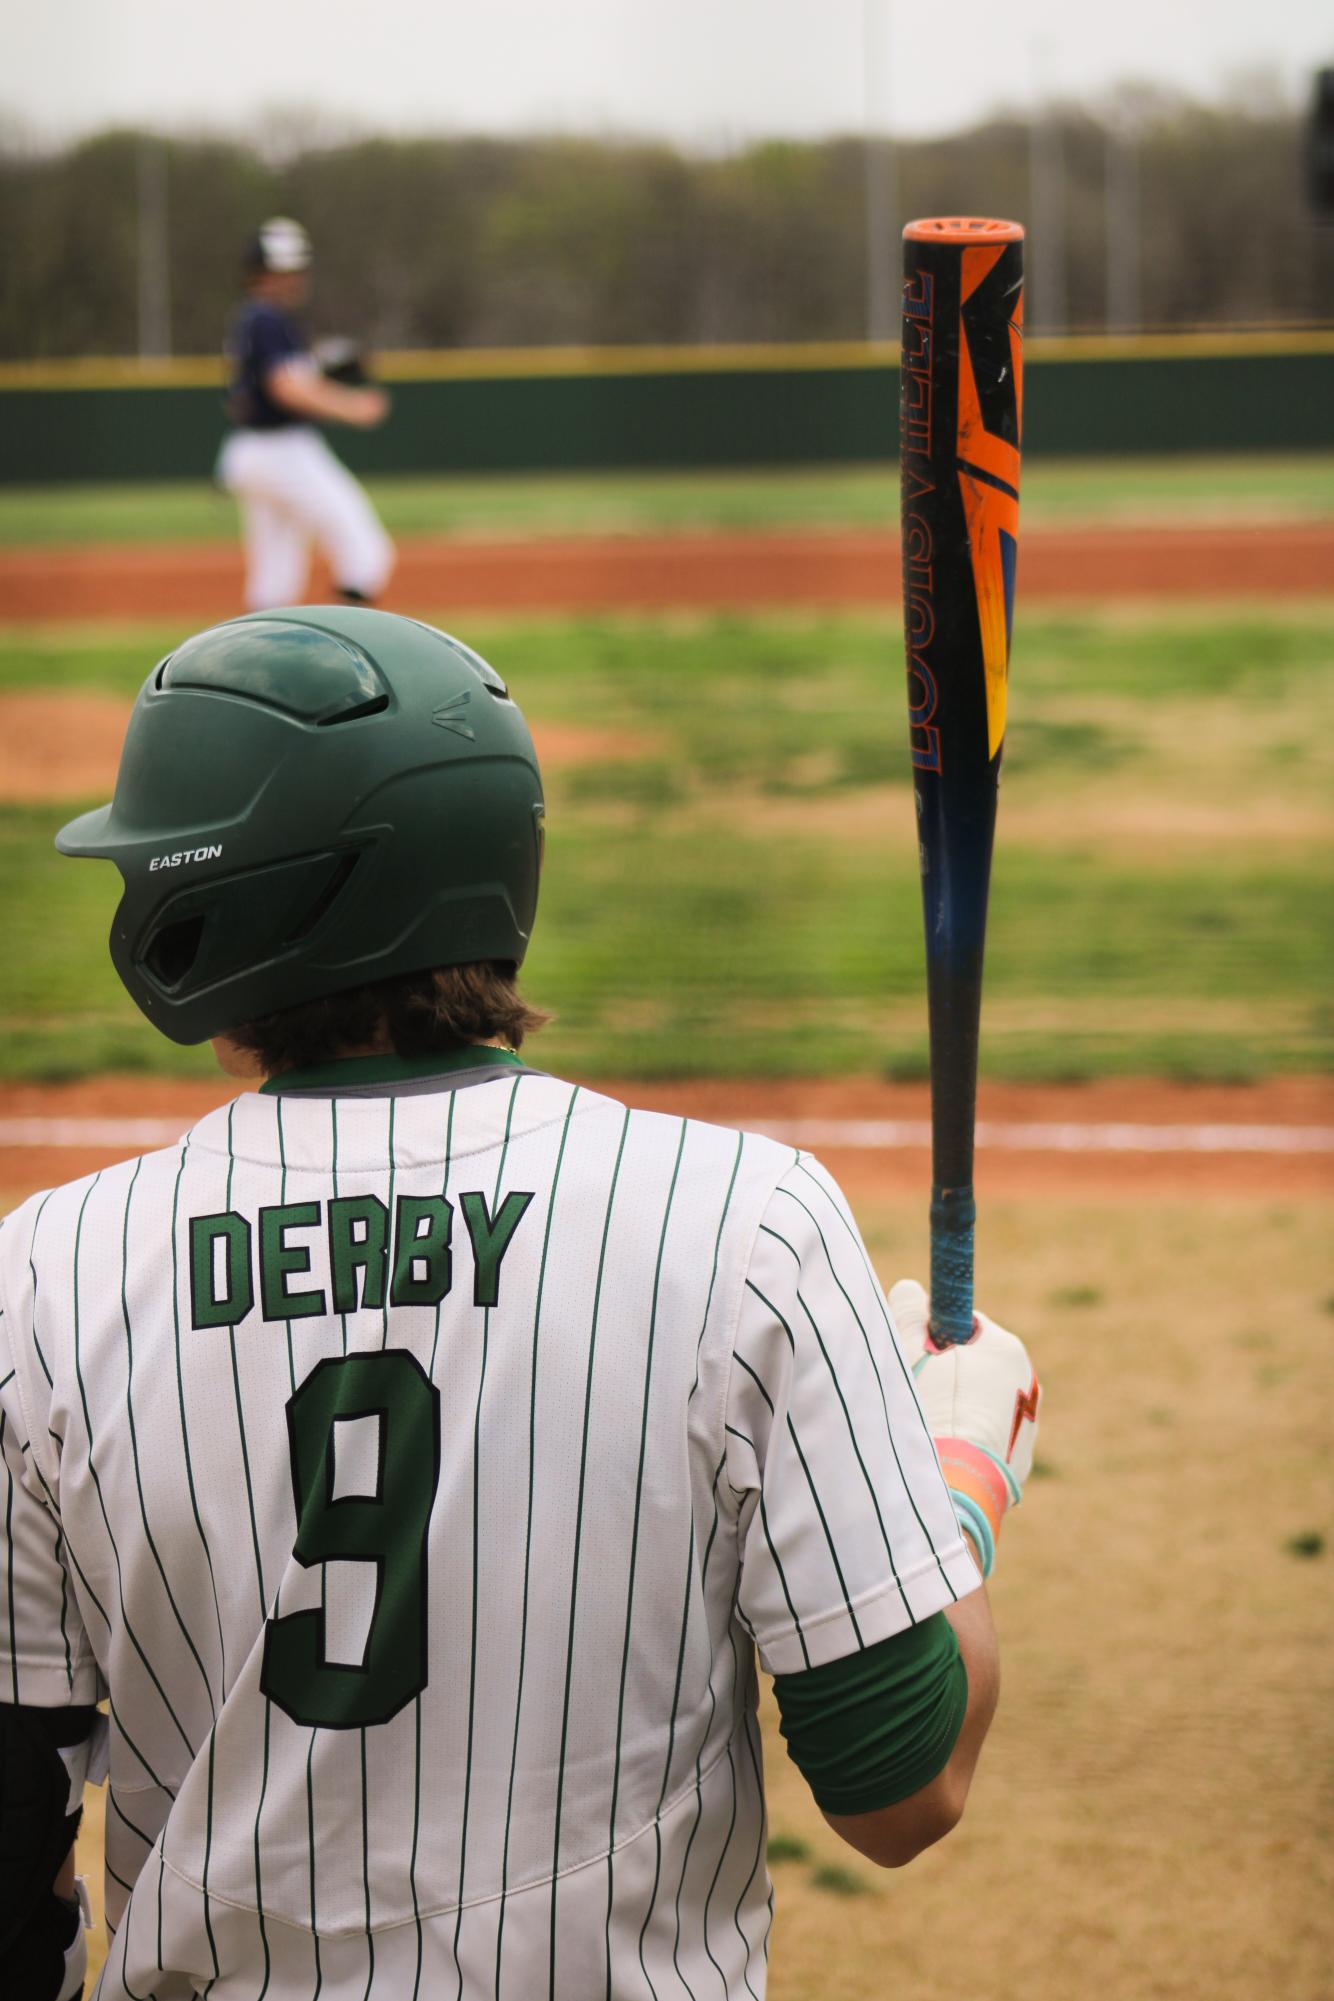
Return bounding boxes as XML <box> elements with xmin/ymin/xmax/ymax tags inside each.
<box><xmin>210</xmin><ymin>1030</ymin><xmax>511</xmax><ymax>1084</ymax></box>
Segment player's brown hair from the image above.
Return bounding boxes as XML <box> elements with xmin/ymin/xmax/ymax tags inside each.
<box><xmin>227</xmin><ymin>962</ymin><xmax>550</xmax><ymax>1075</ymax></box>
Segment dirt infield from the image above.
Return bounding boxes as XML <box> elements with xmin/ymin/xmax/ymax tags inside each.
<box><xmin>3</xmin><ymin>1073</ymin><xmax>1329</xmax><ymax>1216</ymax></box>
<box><xmin>2</xmin><ymin>520</ymin><xmax>1332</xmax><ymax>622</ymax></box>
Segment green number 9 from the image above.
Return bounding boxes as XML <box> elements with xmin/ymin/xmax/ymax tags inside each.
<box><xmin>261</xmin><ymin>1351</ymin><xmax>441</xmax><ymax>1729</ymax></box>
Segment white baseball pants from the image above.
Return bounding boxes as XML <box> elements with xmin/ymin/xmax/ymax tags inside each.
<box><xmin>216</xmin><ymin>427</ymin><xmax>395</xmax><ymax>610</ymax></box>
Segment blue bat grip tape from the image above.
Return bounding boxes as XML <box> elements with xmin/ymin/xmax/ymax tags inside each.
<box><xmin>929</xmin><ymin>1189</ymin><xmax>975</xmax><ymax>1345</ymax></box>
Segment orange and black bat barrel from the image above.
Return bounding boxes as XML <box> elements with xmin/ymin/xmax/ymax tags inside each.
<box><xmin>899</xmin><ymin>217</ymin><xmax>1024</xmax><ymax>1344</ymax></box>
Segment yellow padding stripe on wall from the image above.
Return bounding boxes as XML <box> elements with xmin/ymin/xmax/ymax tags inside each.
<box><xmin>1</xmin><ymin>329</ymin><xmax>1331</xmax><ymax>392</ymax></box>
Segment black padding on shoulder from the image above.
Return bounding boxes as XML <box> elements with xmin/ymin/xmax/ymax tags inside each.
<box><xmin>0</xmin><ymin>1891</ymin><xmax>81</xmax><ymax>2001</ymax></box>
<box><xmin>0</xmin><ymin>1704</ymin><xmax>90</xmax><ymax>1956</ymax></box>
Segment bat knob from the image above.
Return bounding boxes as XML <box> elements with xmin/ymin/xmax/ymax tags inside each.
<box><xmin>925</xmin><ymin>1313</ymin><xmax>982</xmax><ymax>1353</ymax></box>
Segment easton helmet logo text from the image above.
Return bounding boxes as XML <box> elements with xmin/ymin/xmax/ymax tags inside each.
<box><xmin>149</xmin><ymin>845</ymin><xmax>223</xmax><ymax>871</ymax></box>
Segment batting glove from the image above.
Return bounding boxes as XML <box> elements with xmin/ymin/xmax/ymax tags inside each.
<box><xmin>56</xmin><ymin>1880</ymin><xmax>93</xmax><ymax>2001</ymax></box>
<box><xmin>889</xmin><ymin>1278</ymin><xmax>1041</xmax><ymax>1579</ymax></box>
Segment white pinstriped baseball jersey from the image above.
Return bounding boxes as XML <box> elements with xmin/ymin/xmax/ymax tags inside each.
<box><xmin>0</xmin><ymin>1061</ymin><xmax>977</xmax><ymax>1999</ymax></box>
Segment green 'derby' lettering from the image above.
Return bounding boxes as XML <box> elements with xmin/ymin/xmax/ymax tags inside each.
<box><xmin>459</xmin><ymin>1190</ymin><xmax>534</xmax><ymax>1308</ymax></box>
<box><xmin>187</xmin><ymin>1189</ymin><xmax>530</xmax><ymax>1327</ymax></box>
<box><xmin>390</xmin><ymin>1195</ymin><xmax>452</xmax><ymax>1308</ymax></box>
<box><xmin>260</xmin><ymin>1202</ymin><xmax>327</xmax><ymax>1320</ymax></box>
<box><xmin>328</xmin><ymin>1195</ymin><xmax>389</xmax><ymax>1314</ymax></box>
<box><xmin>189</xmin><ymin>1212</ymin><xmax>254</xmax><ymax>1329</ymax></box>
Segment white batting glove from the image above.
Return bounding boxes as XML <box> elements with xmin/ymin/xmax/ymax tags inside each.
<box><xmin>56</xmin><ymin>1879</ymin><xmax>93</xmax><ymax>2001</ymax></box>
<box><xmin>889</xmin><ymin>1278</ymin><xmax>1041</xmax><ymax>1578</ymax></box>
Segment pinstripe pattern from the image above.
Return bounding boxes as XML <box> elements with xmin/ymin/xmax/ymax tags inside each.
<box><xmin>782</xmin><ymin>1170</ymin><xmax>955</xmax><ymax>1593</ymax></box>
<box><xmin>271</xmin><ymin>1094</ymin><xmax>317</xmax><ymax>1997</ymax></box>
<box><xmin>170</xmin><ymin>1141</ymin><xmax>227</xmax><ymax>1694</ymax></box>
<box><xmin>761</xmin><ymin>1220</ymin><xmax>912</xmax><ymax>1612</ymax></box>
<box><xmin>671</xmin><ymin>1128</ymin><xmax>746</xmax><ymax>1997</ymax></box>
<box><xmin>119</xmin><ymin>1158</ymin><xmax>216</xmax><ymax>1713</ymax></box>
<box><xmin>550</xmin><ymin>1099</ymin><xmax>631</xmax><ymax>2001</ymax></box>
<box><xmin>0</xmin><ymin>1074</ymin><xmax>976</xmax><ymax>1998</ymax></box>
<box><xmin>605</xmin><ymin>1115</ymin><xmax>688</xmax><ymax>1998</ymax></box>
<box><xmin>744</xmin><ymin>1276</ymin><xmax>865</xmax><ymax>1643</ymax></box>
<box><xmin>50</xmin><ymin>1516</ymin><xmax>75</xmax><ymax>1692</ymax></box>
<box><xmin>452</xmin><ymin>1073</ymin><xmax>522</xmax><ymax>1995</ymax></box>
<box><xmin>638</xmin><ymin>1524</ymin><xmax>695</xmax><ymax>1995</ymax></box>
<box><xmin>26</xmin><ymin>1188</ymin><xmax>55</xmax><ymax>1389</ymax></box>
<box><xmin>495</xmin><ymin>1084</ymin><xmax>578</xmax><ymax>1987</ymax></box>
<box><xmin>70</xmin><ymin>1172</ymin><xmax>197</xmax><ymax>1758</ymax></box>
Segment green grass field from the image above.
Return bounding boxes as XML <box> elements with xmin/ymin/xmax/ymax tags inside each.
<box><xmin>1</xmin><ymin>453</ymin><xmax>1331</xmax><ymax>546</ymax></box>
<box><xmin>3</xmin><ymin>601</ymin><xmax>1330</xmax><ymax>1081</ymax></box>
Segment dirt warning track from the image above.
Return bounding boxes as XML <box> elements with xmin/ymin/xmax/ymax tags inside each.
<box><xmin>2</xmin><ymin>521</ymin><xmax>1331</xmax><ymax>622</ymax></box>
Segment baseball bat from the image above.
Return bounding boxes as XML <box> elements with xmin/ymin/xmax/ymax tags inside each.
<box><xmin>899</xmin><ymin>217</ymin><xmax>1024</xmax><ymax>1345</ymax></box>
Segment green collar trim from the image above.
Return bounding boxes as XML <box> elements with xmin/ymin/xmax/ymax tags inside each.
<box><xmin>259</xmin><ymin>1046</ymin><xmax>523</xmax><ymax>1095</ymax></box>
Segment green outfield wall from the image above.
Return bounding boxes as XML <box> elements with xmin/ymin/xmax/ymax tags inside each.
<box><xmin>1</xmin><ymin>336</ymin><xmax>1330</xmax><ymax>484</ymax></box>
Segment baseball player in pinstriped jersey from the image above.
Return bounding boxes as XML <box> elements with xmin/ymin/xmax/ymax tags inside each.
<box><xmin>0</xmin><ymin>609</ymin><xmax>1040</xmax><ymax>2000</ymax></box>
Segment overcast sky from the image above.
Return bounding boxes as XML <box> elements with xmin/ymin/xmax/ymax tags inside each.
<box><xmin>8</xmin><ymin>0</ymin><xmax>1332</xmax><ymax>148</ymax></box>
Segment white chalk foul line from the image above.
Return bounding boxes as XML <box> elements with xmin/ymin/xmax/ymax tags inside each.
<box><xmin>0</xmin><ymin>1119</ymin><xmax>190</xmax><ymax>1149</ymax></box>
<box><xmin>749</xmin><ymin>1119</ymin><xmax>1334</xmax><ymax>1155</ymax></box>
<box><xmin>0</xmin><ymin>1116</ymin><xmax>1331</xmax><ymax>1156</ymax></box>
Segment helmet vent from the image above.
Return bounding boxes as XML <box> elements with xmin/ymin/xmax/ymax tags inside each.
<box><xmin>143</xmin><ymin>915</ymin><xmax>205</xmax><ymax>990</ymax></box>
<box><xmin>319</xmin><ymin>695</ymin><xmax>389</xmax><ymax>728</ymax></box>
<box><xmin>283</xmin><ymin>852</ymin><xmax>360</xmax><ymax>944</ymax></box>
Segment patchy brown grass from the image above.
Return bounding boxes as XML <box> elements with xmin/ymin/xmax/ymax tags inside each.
<box><xmin>0</xmin><ymin>688</ymin><xmax>656</xmax><ymax>803</ymax></box>
<box><xmin>0</xmin><ymin>689</ymin><xmax>132</xmax><ymax>801</ymax></box>
<box><xmin>759</xmin><ymin>1193</ymin><xmax>1332</xmax><ymax>2001</ymax></box>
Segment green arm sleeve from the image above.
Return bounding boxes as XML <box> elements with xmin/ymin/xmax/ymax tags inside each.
<box><xmin>771</xmin><ymin>1611</ymin><xmax>968</xmax><ymax>1816</ymax></box>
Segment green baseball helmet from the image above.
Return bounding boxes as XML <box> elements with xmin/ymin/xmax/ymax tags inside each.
<box><xmin>56</xmin><ymin>607</ymin><xmax>545</xmax><ymax>1045</ymax></box>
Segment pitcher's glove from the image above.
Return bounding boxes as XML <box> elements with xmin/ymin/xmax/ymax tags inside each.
<box><xmin>311</xmin><ymin>337</ymin><xmax>374</xmax><ymax>387</ymax></box>
<box><xmin>890</xmin><ymin>1278</ymin><xmax>1041</xmax><ymax>1579</ymax></box>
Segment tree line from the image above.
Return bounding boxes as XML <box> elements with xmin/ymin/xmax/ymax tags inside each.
<box><xmin>0</xmin><ymin>88</ymin><xmax>1326</xmax><ymax>361</ymax></box>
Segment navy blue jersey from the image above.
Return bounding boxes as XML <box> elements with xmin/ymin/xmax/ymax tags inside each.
<box><xmin>225</xmin><ymin>299</ymin><xmax>307</xmax><ymax>429</ymax></box>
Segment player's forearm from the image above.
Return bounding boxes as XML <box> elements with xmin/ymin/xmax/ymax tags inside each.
<box><xmin>53</xmin><ymin>1843</ymin><xmax>76</xmax><ymax>1898</ymax></box>
<box><xmin>265</xmin><ymin>364</ymin><xmax>386</xmax><ymax>427</ymax></box>
<box><xmin>821</xmin><ymin>1586</ymin><xmax>998</xmax><ymax>1868</ymax></box>
<box><xmin>936</xmin><ymin>1581</ymin><xmax>1000</xmax><ymax>1808</ymax></box>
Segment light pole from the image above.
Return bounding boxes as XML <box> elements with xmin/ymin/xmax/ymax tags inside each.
<box><xmin>1104</xmin><ymin>114</ymin><xmax>1141</xmax><ymax>334</ymax></box>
